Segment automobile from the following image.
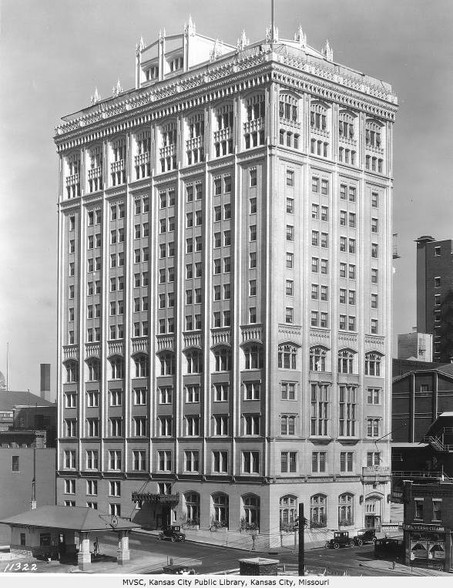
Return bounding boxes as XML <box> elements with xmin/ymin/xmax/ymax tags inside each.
<box><xmin>353</xmin><ymin>529</ymin><xmax>377</xmax><ymax>546</ymax></box>
<box><xmin>325</xmin><ymin>531</ymin><xmax>354</xmax><ymax>549</ymax></box>
<box><xmin>161</xmin><ymin>564</ymin><xmax>195</xmax><ymax>574</ymax></box>
<box><xmin>158</xmin><ymin>525</ymin><xmax>186</xmax><ymax>542</ymax></box>
<box><xmin>374</xmin><ymin>537</ymin><xmax>404</xmax><ymax>558</ymax></box>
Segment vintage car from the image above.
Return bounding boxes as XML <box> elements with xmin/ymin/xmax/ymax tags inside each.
<box><xmin>353</xmin><ymin>529</ymin><xmax>377</xmax><ymax>546</ymax></box>
<box><xmin>325</xmin><ymin>531</ymin><xmax>354</xmax><ymax>549</ymax></box>
<box><xmin>158</xmin><ymin>525</ymin><xmax>186</xmax><ymax>542</ymax></box>
<box><xmin>374</xmin><ymin>537</ymin><xmax>404</xmax><ymax>558</ymax></box>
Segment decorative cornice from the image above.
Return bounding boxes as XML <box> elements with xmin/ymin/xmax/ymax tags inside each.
<box><xmin>55</xmin><ymin>44</ymin><xmax>397</xmax><ymax>153</ymax></box>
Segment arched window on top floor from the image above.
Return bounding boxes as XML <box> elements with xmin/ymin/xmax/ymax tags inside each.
<box><xmin>279</xmin><ymin>94</ymin><xmax>298</xmax><ymax>124</ymax></box>
<box><xmin>365</xmin><ymin>119</ymin><xmax>383</xmax><ymax>149</ymax></box>
<box><xmin>310</xmin><ymin>102</ymin><xmax>328</xmax><ymax>133</ymax></box>
<box><xmin>338</xmin><ymin>110</ymin><xmax>356</xmax><ymax>141</ymax></box>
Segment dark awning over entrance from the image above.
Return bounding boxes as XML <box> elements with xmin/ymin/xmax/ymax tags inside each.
<box><xmin>132</xmin><ymin>492</ymin><xmax>179</xmax><ymax>506</ymax></box>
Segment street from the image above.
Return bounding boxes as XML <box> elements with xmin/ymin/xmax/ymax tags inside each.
<box><xmin>94</xmin><ymin>531</ymin><xmax>434</xmax><ymax>577</ymax></box>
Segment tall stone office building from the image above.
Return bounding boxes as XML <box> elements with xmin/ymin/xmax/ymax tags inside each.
<box><xmin>55</xmin><ymin>20</ymin><xmax>398</xmax><ymax>545</ymax></box>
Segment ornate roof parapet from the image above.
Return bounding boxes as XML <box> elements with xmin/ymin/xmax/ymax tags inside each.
<box><xmin>237</xmin><ymin>30</ymin><xmax>249</xmax><ymax>51</ymax></box>
<box><xmin>184</xmin><ymin>15</ymin><xmax>196</xmax><ymax>36</ymax></box>
<box><xmin>55</xmin><ymin>35</ymin><xmax>397</xmax><ymax>143</ymax></box>
<box><xmin>321</xmin><ymin>39</ymin><xmax>333</xmax><ymax>62</ymax></box>
<box><xmin>90</xmin><ymin>87</ymin><xmax>101</xmax><ymax>105</ymax></box>
<box><xmin>112</xmin><ymin>79</ymin><xmax>123</xmax><ymax>98</ymax></box>
<box><xmin>294</xmin><ymin>25</ymin><xmax>307</xmax><ymax>48</ymax></box>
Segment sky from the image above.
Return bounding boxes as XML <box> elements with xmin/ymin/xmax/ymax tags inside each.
<box><xmin>1</xmin><ymin>0</ymin><xmax>453</xmax><ymax>397</ymax></box>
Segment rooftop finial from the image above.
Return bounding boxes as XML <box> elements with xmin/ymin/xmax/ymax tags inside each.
<box><xmin>237</xmin><ymin>30</ymin><xmax>249</xmax><ymax>51</ymax></box>
<box><xmin>185</xmin><ymin>15</ymin><xmax>196</xmax><ymax>35</ymax></box>
<box><xmin>295</xmin><ymin>25</ymin><xmax>307</xmax><ymax>48</ymax></box>
<box><xmin>112</xmin><ymin>79</ymin><xmax>123</xmax><ymax>98</ymax></box>
<box><xmin>322</xmin><ymin>39</ymin><xmax>333</xmax><ymax>61</ymax></box>
<box><xmin>136</xmin><ymin>36</ymin><xmax>145</xmax><ymax>55</ymax></box>
<box><xmin>210</xmin><ymin>39</ymin><xmax>222</xmax><ymax>61</ymax></box>
<box><xmin>91</xmin><ymin>87</ymin><xmax>101</xmax><ymax>105</ymax></box>
<box><xmin>265</xmin><ymin>25</ymin><xmax>278</xmax><ymax>43</ymax></box>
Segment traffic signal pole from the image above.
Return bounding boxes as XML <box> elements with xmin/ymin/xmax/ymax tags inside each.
<box><xmin>298</xmin><ymin>503</ymin><xmax>304</xmax><ymax>576</ymax></box>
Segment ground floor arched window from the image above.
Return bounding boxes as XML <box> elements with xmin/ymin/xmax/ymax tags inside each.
<box><xmin>280</xmin><ymin>495</ymin><xmax>297</xmax><ymax>530</ymax></box>
<box><xmin>242</xmin><ymin>494</ymin><xmax>260</xmax><ymax>529</ymax></box>
<box><xmin>212</xmin><ymin>493</ymin><xmax>229</xmax><ymax>528</ymax></box>
<box><xmin>338</xmin><ymin>493</ymin><xmax>354</xmax><ymax>526</ymax></box>
<box><xmin>310</xmin><ymin>494</ymin><xmax>327</xmax><ymax>528</ymax></box>
<box><xmin>184</xmin><ymin>492</ymin><xmax>200</xmax><ymax>525</ymax></box>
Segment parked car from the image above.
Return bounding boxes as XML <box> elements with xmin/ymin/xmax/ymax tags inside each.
<box><xmin>161</xmin><ymin>564</ymin><xmax>195</xmax><ymax>574</ymax></box>
<box><xmin>374</xmin><ymin>537</ymin><xmax>404</xmax><ymax>558</ymax></box>
<box><xmin>353</xmin><ymin>529</ymin><xmax>377</xmax><ymax>546</ymax></box>
<box><xmin>325</xmin><ymin>531</ymin><xmax>354</xmax><ymax>549</ymax></box>
<box><xmin>158</xmin><ymin>525</ymin><xmax>186</xmax><ymax>542</ymax></box>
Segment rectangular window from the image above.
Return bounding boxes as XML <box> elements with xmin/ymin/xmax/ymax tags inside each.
<box><xmin>432</xmin><ymin>500</ymin><xmax>442</xmax><ymax>522</ymax></box>
<box><xmin>367</xmin><ymin>418</ymin><xmax>381</xmax><ymax>437</ymax></box>
<box><xmin>286</xmin><ymin>280</ymin><xmax>294</xmax><ymax>296</ymax></box>
<box><xmin>157</xmin><ymin>451</ymin><xmax>172</xmax><ymax>472</ymax></box>
<box><xmin>311</xmin><ymin>384</ymin><xmax>328</xmax><ymax>436</ymax></box>
<box><xmin>281</xmin><ymin>451</ymin><xmax>297</xmax><ymax>473</ymax></box>
<box><xmin>281</xmin><ymin>382</ymin><xmax>296</xmax><ymax>400</ymax></box>
<box><xmin>214</xmin><ymin>383</ymin><xmax>229</xmax><ymax>402</ymax></box>
<box><xmin>184</xmin><ymin>451</ymin><xmax>200</xmax><ymax>473</ymax></box>
<box><xmin>286</xmin><ymin>169</ymin><xmax>294</xmax><ymax>186</ymax></box>
<box><xmin>242</xmin><ymin>451</ymin><xmax>260</xmax><ymax>474</ymax></box>
<box><xmin>312</xmin><ymin>452</ymin><xmax>326</xmax><ymax>473</ymax></box>
<box><xmin>11</xmin><ymin>455</ymin><xmax>19</xmax><ymax>472</ymax></box>
<box><xmin>340</xmin><ymin>452</ymin><xmax>353</xmax><ymax>473</ymax></box>
<box><xmin>212</xmin><ymin>451</ymin><xmax>228</xmax><ymax>474</ymax></box>
<box><xmin>339</xmin><ymin>385</ymin><xmax>356</xmax><ymax>437</ymax></box>
<box><xmin>132</xmin><ymin>450</ymin><xmax>146</xmax><ymax>471</ymax></box>
<box><xmin>250</xmin><ymin>169</ymin><xmax>257</xmax><ymax>187</ymax></box>
<box><xmin>244</xmin><ymin>382</ymin><xmax>261</xmax><ymax>400</ymax></box>
<box><xmin>367</xmin><ymin>388</ymin><xmax>381</xmax><ymax>405</ymax></box>
<box><xmin>285</xmin><ymin>307</ymin><xmax>294</xmax><ymax>324</ymax></box>
<box><xmin>367</xmin><ymin>452</ymin><xmax>380</xmax><ymax>467</ymax></box>
<box><xmin>414</xmin><ymin>499</ymin><xmax>424</xmax><ymax>520</ymax></box>
<box><xmin>280</xmin><ymin>415</ymin><xmax>296</xmax><ymax>435</ymax></box>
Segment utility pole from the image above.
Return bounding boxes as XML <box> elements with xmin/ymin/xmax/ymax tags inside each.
<box><xmin>298</xmin><ymin>503</ymin><xmax>304</xmax><ymax>576</ymax></box>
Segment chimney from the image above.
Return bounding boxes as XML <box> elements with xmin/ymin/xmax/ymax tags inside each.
<box><xmin>40</xmin><ymin>364</ymin><xmax>51</xmax><ymax>401</ymax></box>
